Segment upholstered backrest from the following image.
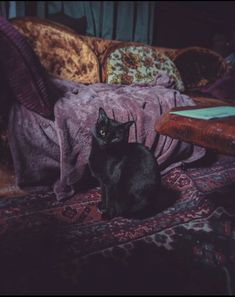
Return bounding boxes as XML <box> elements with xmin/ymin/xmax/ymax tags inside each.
<box><xmin>153</xmin><ymin>46</ymin><xmax>179</xmax><ymax>61</ymax></box>
<box><xmin>10</xmin><ymin>17</ymin><xmax>100</xmax><ymax>84</ymax></box>
<box><xmin>102</xmin><ymin>42</ymin><xmax>185</xmax><ymax>91</ymax></box>
<box><xmin>79</xmin><ymin>35</ymin><xmax>120</xmax><ymax>65</ymax></box>
<box><xmin>79</xmin><ymin>36</ymin><xmax>179</xmax><ymax>72</ymax></box>
<box><xmin>173</xmin><ymin>47</ymin><xmax>229</xmax><ymax>90</ymax></box>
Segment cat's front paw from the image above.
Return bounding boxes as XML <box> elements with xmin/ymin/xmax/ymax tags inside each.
<box><xmin>102</xmin><ymin>207</ymin><xmax>116</xmax><ymax>220</ymax></box>
<box><xmin>97</xmin><ymin>201</ymin><xmax>106</xmax><ymax>214</ymax></box>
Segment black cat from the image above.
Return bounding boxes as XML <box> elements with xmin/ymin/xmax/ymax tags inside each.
<box><xmin>88</xmin><ymin>107</ymin><xmax>162</xmax><ymax>219</ymax></box>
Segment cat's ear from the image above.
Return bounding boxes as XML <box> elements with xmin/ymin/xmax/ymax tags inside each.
<box><xmin>98</xmin><ymin>107</ymin><xmax>108</xmax><ymax>122</ymax></box>
<box><xmin>123</xmin><ymin>121</ymin><xmax>135</xmax><ymax>131</ymax></box>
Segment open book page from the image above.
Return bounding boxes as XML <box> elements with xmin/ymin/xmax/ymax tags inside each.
<box><xmin>170</xmin><ymin>106</ymin><xmax>235</xmax><ymax>120</ymax></box>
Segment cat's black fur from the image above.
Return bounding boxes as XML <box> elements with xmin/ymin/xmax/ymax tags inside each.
<box><xmin>88</xmin><ymin>108</ymin><xmax>162</xmax><ymax>219</ymax></box>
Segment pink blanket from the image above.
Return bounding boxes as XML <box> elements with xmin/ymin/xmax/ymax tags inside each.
<box><xmin>8</xmin><ymin>74</ymin><xmax>206</xmax><ymax>201</ymax></box>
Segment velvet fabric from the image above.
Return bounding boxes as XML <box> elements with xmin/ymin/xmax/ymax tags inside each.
<box><xmin>0</xmin><ymin>16</ymin><xmax>58</xmax><ymax>119</ymax></box>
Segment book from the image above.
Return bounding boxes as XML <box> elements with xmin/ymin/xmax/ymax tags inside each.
<box><xmin>170</xmin><ymin>106</ymin><xmax>235</xmax><ymax>120</ymax></box>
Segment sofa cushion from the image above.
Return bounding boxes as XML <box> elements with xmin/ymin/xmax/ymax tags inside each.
<box><xmin>102</xmin><ymin>43</ymin><xmax>185</xmax><ymax>92</ymax></box>
<box><xmin>10</xmin><ymin>17</ymin><xmax>100</xmax><ymax>84</ymax></box>
<box><xmin>173</xmin><ymin>47</ymin><xmax>229</xmax><ymax>91</ymax></box>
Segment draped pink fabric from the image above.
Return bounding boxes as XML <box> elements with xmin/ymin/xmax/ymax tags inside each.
<box><xmin>9</xmin><ymin>75</ymin><xmax>206</xmax><ymax>201</ymax></box>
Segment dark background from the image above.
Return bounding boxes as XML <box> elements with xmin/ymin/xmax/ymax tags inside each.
<box><xmin>153</xmin><ymin>1</ymin><xmax>235</xmax><ymax>48</ymax></box>
<box><xmin>24</xmin><ymin>1</ymin><xmax>235</xmax><ymax>49</ymax></box>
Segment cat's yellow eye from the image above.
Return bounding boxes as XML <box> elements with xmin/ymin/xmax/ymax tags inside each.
<box><xmin>100</xmin><ymin>128</ymin><xmax>106</xmax><ymax>137</ymax></box>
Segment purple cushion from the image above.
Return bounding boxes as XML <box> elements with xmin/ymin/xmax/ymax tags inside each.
<box><xmin>0</xmin><ymin>17</ymin><xmax>58</xmax><ymax>119</ymax></box>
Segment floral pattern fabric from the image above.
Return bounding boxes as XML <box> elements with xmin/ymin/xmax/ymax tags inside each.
<box><xmin>11</xmin><ymin>18</ymin><xmax>100</xmax><ymax>85</ymax></box>
<box><xmin>104</xmin><ymin>44</ymin><xmax>185</xmax><ymax>92</ymax></box>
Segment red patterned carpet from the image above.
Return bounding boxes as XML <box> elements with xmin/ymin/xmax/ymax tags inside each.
<box><xmin>0</xmin><ymin>156</ymin><xmax>235</xmax><ymax>294</ymax></box>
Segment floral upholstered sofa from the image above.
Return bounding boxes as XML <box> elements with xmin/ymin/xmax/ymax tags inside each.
<box><xmin>0</xmin><ymin>17</ymin><xmax>235</xmax><ymax>295</ymax></box>
<box><xmin>9</xmin><ymin>17</ymin><xmax>229</xmax><ymax>91</ymax></box>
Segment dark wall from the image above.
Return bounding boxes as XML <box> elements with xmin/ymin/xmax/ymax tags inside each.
<box><xmin>153</xmin><ymin>1</ymin><xmax>235</xmax><ymax>49</ymax></box>
<box><xmin>20</xmin><ymin>1</ymin><xmax>235</xmax><ymax>49</ymax></box>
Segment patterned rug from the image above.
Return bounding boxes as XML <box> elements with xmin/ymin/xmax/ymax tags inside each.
<box><xmin>0</xmin><ymin>156</ymin><xmax>235</xmax><ymax>295</ymax></box>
